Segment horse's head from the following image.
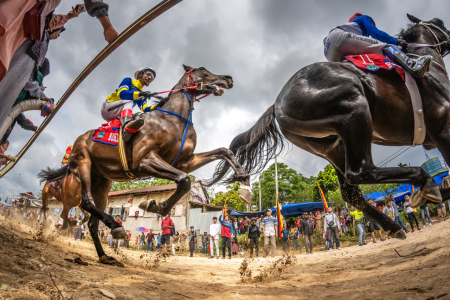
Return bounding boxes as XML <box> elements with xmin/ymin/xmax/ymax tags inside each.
<box><xmin>182</xmin><ymin>64</ymin><xmax>233</xmax><ymax>96</ymax></box>
<box><xmin>405</xmin><ymin>14</ymin><xmax>450</xmax><ymax>57</ymax></box>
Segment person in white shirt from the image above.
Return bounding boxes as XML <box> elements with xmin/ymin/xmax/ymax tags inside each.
<box><xmin>404</xmin><ymin>195</ymin><xmax>421</xmax><ymax>232</ymax></box>
<box><xmin>209</xmin><ymin>216</ymin><xmax>221</xmax><ymax>259</ymax></box>
<box><xmin>323</xmin><ymin>207</ymin><xmax>341</xmax><ymax>250</ymax></box>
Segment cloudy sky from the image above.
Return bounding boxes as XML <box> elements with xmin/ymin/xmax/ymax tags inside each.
<box><xmin>1</xmin><ymin>0</ymin><xmax>449</xmax><ymax>200</ymax></box>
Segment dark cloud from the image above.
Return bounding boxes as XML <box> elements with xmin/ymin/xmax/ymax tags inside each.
<box><xmin>1</xmin><ymin>0</ymin><xmax>449</xmax><ymax>199</ymax></box>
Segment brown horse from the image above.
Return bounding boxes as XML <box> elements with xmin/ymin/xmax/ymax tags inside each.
<box><xmin>39</xmin><ymin>65</ymin><xmax>251</xmax><ymax>262</ymax></box>
<box><xmin>41</xmin><ymin>174</ymin><xmax>89</xmax><ymax>229</ymax></box>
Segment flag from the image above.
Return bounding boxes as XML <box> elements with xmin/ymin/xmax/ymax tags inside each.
<box><xmin>317</xmin><ymin>182</ymin><xmax>329</xmax><ymax>211</ymax></box>
<box><xmin>224</xmin><ymin>197</ymin><xmax>227</xmax><ymax>216</ymax></box>
<box><xmin>276</xmin><ymin>193</ymin><xmax>283</xmax><ymax>236</ymax></box>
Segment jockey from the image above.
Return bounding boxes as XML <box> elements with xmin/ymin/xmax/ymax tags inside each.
<box><xmin>101</xmin><ymin>67</ymin><xmax>161</xmax><ymax>141</ymax></box>
<box><xmin>323</xmin><ymin>13</ymin><xmax>433</xmax><ymax>78</ymax></box>
<box><xmin>61</xmin><ymin>145</ymin><xmax>73</xmax><ymax>168</ymax></box>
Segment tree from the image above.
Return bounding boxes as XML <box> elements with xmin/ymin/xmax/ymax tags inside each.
<box><xmin>210</xmin><ymin>182</ymin><xmax>247</xmax><ymax>211</ymax></box>
<box><xmin>398</xmin><ymin>162</ymin><xmax>408</xmax><ymax>168</ymax></box>
<box><xmin>314</xmin><ymin>164</ymin><xmax>340</xmax><ymax>201</ymax></box>
<box><xmin>251</xmin><ymin>163</ymin><xmax>315</xmax><ymax>210</ymax></box>
<box><xmin>110</xmin><ymin>175</ymin><xmax>196</xmax><ymax>191</ymax></box>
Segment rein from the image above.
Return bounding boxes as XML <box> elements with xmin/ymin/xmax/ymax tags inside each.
<box><xmin>155</xmin><ymin>69</ymin><xmax>211</xmax><ymax>102</ymax></box>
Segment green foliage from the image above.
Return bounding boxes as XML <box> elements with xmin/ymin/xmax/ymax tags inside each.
<box><xmin>315</xmin><ymin>164</ymin><xmax>340</xmax><ymax>200</ymax></box>
<box><xmin>359</xmin><ymin>183</ymin><xmax>399</xmax><ymax>201</ymax></box>
<box><xmin>211</xmin><ymin>182</ymin><xmax>247</xmax><ymax>211</ymax></box>
<box><xmin>251</xmin><ymin>163</ymin><xmax>316</xmax><ymax>210</ymax></box>
<box><xmin>110</xmin><ymin>175</ymin><xmax>196</xmax><ymax>192</ymax></box>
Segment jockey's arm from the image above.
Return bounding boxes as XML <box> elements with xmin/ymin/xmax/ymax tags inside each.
<box><xmin>117</xmin><ymin>78</ymin><xmax>140</xmax><ymax>101</ymax></box>
<box><xmin>357</xmin><ymin>15</ymin><xmax>398</xmax><ymax>45</ymax></box>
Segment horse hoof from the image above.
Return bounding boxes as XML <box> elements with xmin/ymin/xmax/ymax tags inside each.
<box><xmin>139</xmin><ymin>199</ymin><xmax>157</xmax><ymax>213</ymax></box>
<box><xmin>392</xmin><ymin>229</ymin><xmax>406</xmax><ymax>240</ymax></box>
<box><xmin>238</xmin><ymin>185</ymin><xmax>252</xmax><ymax>205</ymax></box>
<box><xmin>111</xmin><ymin>227</ymin><xmax>126</xmax><ymax>239</ymax></box>
<box><xmin>410</xmin><ymin>189</ymin><xmax>426</xmax><ymax>208</ymax></box>
<box><xmin>422</xmin><ymin>184</ymin><xmax>442</xmax><ymax>204</ymax></box>
<box><xmin>98</xmin><ymin>256</ymin><xmax>125</xmax><ymax>267</ymax></box>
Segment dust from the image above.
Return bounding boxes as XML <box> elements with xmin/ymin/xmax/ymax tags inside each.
<box><xmin>252</xmin><ymin>255</ymin><xmax>296</xmax><ymax>283</ymax></box>
<box><xmin>239</xmin><ymin>258</ymin><xmax>252</xmax><ymax>282</ymax></box>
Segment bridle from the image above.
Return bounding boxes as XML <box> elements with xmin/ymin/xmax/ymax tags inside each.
<box><xmin>407</xmin><ymin>21</ymin><xmax>450</xmax><ymax>74</ymax></box>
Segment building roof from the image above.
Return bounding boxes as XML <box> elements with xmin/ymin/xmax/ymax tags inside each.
<box><xmin>108</xmin><ymin>184</ymin><xmax>178</xmax><ymax>197</ymax></box>
<box><xmin>19</xmin><ymin>192</ymin><xmax>37</xmax><ymax>200</ymax></box>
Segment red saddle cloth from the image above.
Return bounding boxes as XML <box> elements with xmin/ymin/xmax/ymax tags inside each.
<box><xmin>92</xmin><ymin>119</ymin><xmax>121</xmax><ymax>146</ymax></box>
<box><xmin>344</xmin><ymin>54</ymin><xmax>405</xmax><ymax>81</ymax></box>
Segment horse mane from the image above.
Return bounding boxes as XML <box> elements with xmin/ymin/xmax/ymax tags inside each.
<box><xmin>397</xmin><ymin>23</ymin><xmax>418</xmax><ymax>43</ymax></box>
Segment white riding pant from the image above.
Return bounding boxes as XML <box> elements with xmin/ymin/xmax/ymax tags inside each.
<box><xmin>101</xmin><ymin>100</ymin><xmax>134</xmax><ymax>122</ymax></box>
<box><xmin>324</xmin><ymin>28</ymin><xmax>387</xmax><ymax>62</ymax></box>
<box><xmin>209</xmin><ymin>237</ymin><xmax>219</xmax><ymax>257</ymax></box>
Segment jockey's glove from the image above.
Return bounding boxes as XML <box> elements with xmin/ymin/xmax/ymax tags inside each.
<box><xmin>139</xmin><ymin>91</ymin><xmax>159</xmax><ymax>99</ymax></box>
<box><xmin>396</xmin><ymin>39</ymin><xmax>408</xmax><ymax>50</ymax></box>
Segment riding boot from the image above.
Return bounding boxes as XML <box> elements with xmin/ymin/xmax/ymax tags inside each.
<box><xmin>121</xmin><ymin>109</ymin><xmax>144</xmax><ymax>142</ymax></box>
<box><xmin>383</xmin><ymin>45</ymin><xmax>433</xmax><ymax>78</ymax></box>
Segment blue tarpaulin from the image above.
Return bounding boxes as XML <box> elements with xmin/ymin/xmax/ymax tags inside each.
<box><xmin>230</xmin><ymin>202</ymin><xmax>331</xmax><ymax>218</ymax></box>
<box><xmin>363</xmin><ymin>171</ymin><xmax>448</xmax><ymax>202</ymax></box>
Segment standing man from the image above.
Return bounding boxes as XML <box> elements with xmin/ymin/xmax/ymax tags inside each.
<box><xmin>420</xmin><ymin>204</ymin><xmax>432</xmax><ymax>229</ymax></box>
<box><xmin>350</xmin><ymin>208</ymin><xmax>366</xmax><ymax>246</ymax></box>
<box><xmin>390</xmin><ymin>195</ymin><xmax>408</xmax><ymax>233</ymax></box>
<box><xmin>324</xmin><ymin>207</ymin><xmax>341</xmax><ymax>251</ymax></box>
<box><xmin>296</xmin><ymin>216</ymin><xmax>301</xmax><ymax>232</ymax></box>
<box><xmin>292</xmin><ymin>227</ymin><xmax>300</xmax><ymax>252</ymax></box>
<box><xmin>114</xmin><ymin>215</ymin><xmax>123</xmax><ymax>248</ymax></box>
<box><xmin>201</xmin><ymin>231</ymin><xmax>209</xmax><ymax>254</ymax></box>
<box><xmin>219</xmin><ymin>209</ymin><xmax>234</xmax><ymax>259</ymax></box>
<box><xmin>281</xmin><ymin>227</ymin><xmax>290</xmax><ymax>254</ymax></box>
<box><xmin>404</xmin><ymin>195</ymin><xmax>421</xmax><ymax>232</ymax></box>
<box><xmin>161</xmin><ymin>214</ymin><xmax>174</xmax><ymax>254</ymax></box>
<box><xmin>247</xmin><ymin>217</ymin><xmax>261</xmax><ymax>258</ymax></box>
<box><xmin>146</xmin><ymin>229</ymin><xmax>155</xmax><ymax>252</ymax></box>
<box><xmin>301</xmin><ymin>213</ymin><xmax>314</xmax><ymax>254</ymax></box>
<box><xmin>382</xmin><ymin>200</ymin><xmax>396</xmax><ymax>238</ymax></box>
<box><xmin>209</xmin><ymin>216</ymin><xmax>221</xmax><ymax>259</ymax></box>
<box><xmin>262</xmin><ymin>209</ymin><xmax>278</xmax><ymax>258</ymax></box>
<box><xmin>367</xmin><ymin>199</ymin><xmax>386</xmax><ymax>241</ymax></box>
<box><xmin>188</xmin><ymin>226</ymin><xmax>197</xmax><ymax>257</ymax></box>
<box><xmin>139</xmin><ymin>232</ymin><xmax>146</xmax><ymax>250</ymax></box>
<box><xmin>437</xmin><ymin>202</ymin><xmax>446</xmax><ymax>221</ymax></box>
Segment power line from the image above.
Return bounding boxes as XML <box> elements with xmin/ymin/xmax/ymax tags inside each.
<box><xmin>378</xmin><ymin>147</ymin><xmax>411</xmax><ymax>167</ymax></box>
<box><xmin>277</xmin><ymin>155</ymin><xmax>315</xmax><ymax>175</ymax></box>
<box><xmin>376</xmin><ymin>146</ymin><xmax>409</xmax><ymax>166</ymax></box>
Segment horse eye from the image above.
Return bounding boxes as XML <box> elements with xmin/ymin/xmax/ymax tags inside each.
<box><xmin>198</xmin><ymin>67</ymin><xmax>205</xmax><ymax>71</ymax></box>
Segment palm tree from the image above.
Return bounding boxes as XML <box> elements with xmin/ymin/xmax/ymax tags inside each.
<box><xmin>398</xmin><ymin>162</ymin><xmax>408</xmax><ymax>168</ymax></box>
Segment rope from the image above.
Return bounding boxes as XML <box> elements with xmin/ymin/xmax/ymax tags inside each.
<box><xmin>169</xmin><ymin>90</ymin><xmax>193</xmax><ymax>165</ymax></box>
<box><xmin>118</xmin><ymin>125</ymin><xmax>136</xmax><ymax>179</ymax></box>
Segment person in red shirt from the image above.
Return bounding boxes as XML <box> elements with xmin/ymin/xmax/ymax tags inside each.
<box><xmin>115</xmin><ymin>215</ymin><xmax>122</xmax><ymax>226</ymax></box>
<box><xmin>161</xmin><ymin>214</ymin><xmax>174</xmax><ymax>254</ymax></box>
<box><xmin>296</xmin><ymin>216</ymin><xmax>301</xmax><ymax>231</ymax></box>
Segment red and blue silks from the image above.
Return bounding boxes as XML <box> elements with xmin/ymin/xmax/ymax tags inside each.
<box><xmin>92</xmin><ymin>119</ymin><xmax>121</xmax><ymax>146</ymax></box>
<box><xmin>41</xmin><ymin>98</ymin><xmax>54</xmax><ymax>117</ymax></box>
<box><xmin>344</xmin><ymin>54</ymin><xmax>405</xmax><ymax>81</ymax></box>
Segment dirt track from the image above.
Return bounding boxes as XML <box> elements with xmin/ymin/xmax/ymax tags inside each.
<box><xmin>0</xmin><ymin>215</ymin><xmax>449</xmax><ymax>300</ymax></box>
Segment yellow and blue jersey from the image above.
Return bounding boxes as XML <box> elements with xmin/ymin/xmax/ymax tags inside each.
<box><xmin>106</xmin><ymin>77</ymin><xmax>150</xmax><ymax>112</ymax></box>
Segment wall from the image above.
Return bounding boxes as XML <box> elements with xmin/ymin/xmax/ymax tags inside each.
<box><xmin>188</xmin><ymin>208</ymin><xmax>222</xmax><ymax>234</ymax></box>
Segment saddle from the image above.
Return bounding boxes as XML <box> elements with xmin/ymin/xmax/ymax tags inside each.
<box><xmin>92</xmin><ymin>119</ymin><xmax>121</xmax><ymax>146</ymax></box>
<box><xmin>344</xmin><ymin>54</ymin><xmax>426</xmax><ymax>146</ymax></box>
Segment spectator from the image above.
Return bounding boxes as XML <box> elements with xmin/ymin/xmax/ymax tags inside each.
<box><xmin>134</xmin><ymin>211</ymin><xmax>139</xmax><ymax>220</ymax></box>
<box><xmin>201</xmin><ymin>231</ymin><xmax>209</xmax><ymax>254</ymax></box>
<box><xmin>247</xmin><ymin>217</ymin><xmax>260</xmax><ymax>258</ymax></box>
<box><xmin>209</xmin><ymin>216</ymin><xmax>221</xmax><ymax>259</ymax></box>
<box><xmin>139</xmin><ymin>232</ymin><xmax>145</xmax><ymax>250</ymax></box>
<box><xmin>365</xmin><ymin>212</ymin><xmax>386</xmax><ymax>243</ymax></box>
<box><xmin>324</xmin><ymin>207</ymin><xmax>341</xmax><ymax>251</ymax></box>
<box><xmin>292</xmin><ymin>227</ymin><xmax>300</xmax><ymax>252</ymax></box>
<box><xmin>389</xmin><ymin>195</ymin><xmax>408</xmax><ymax>233</ymax></box>
<box><xmin>172</xmin><ymin>232</ymin><xmax>179</xmax><ymax>256</ymax></box>
<box><xmin>437</xmin><ymin>202</ymin><xmax>446</xmax><ymax>221</ymax></box>
<box><xmin>281</xmin><ymin>227</ymin><xmax>290</xmax><ymax>254</ymax></box>
<box><xmin>420</xmin><ymin>204</ymin><xmax>432</xmax><ymax>228</ymax></box>
<box><xmin>244</xmin><ymin>216</ymin><xmax>249</xmax><ymax>233</ymax></box>
<box><xmin>146</xmin><ymin>229</ymin><xmax>155</xmax><ymax>252</ymax></box>
<box><xmin>340</xmin><ymin>215</ymin><xmax>347</xmax><ymax>234</ymax></box>
<box><xmin>301</xmin><ymin>213</ymin><xmax>314</xmax><ymax>254</ymax></box>
<box><xmin>296</xmin><ymin>216</ymin><xmax>301</xmax><ymax>232</ymax></box>
<box><xmin>188</xmin><ymin>226</ymin><xmax>197</xmax><ymax>257</ymax></box>
<box><xmin>239</xmin><ymin>217</ymin><xmax>245</xmax><ymax>235</ymax></box>
<box><xmin>219</xmin><ymin>210</ymin><xmax>234</xmax><ymax>259</ymax></box>
<box><xmin>108</xmin><ymin>231</ymin><xmax>113</xmax><ymax>248</ymax></box>
<box><xmin>323</xmin><ymin>231</ymin><xmax>329</xmax><ymax>250</ymax></box>
<box><xmin>404</xmin><ymin>195</ymin><xmax>421</xmax><ymax>232</ymax></box>
<box><xmin>233</xmin><ymin>218</ymin><xmax>239</xmax><ymax>236</ymax></box>
<box><xmin>383</xmin><ymin>201</ymin><xmax>396</xmax><ymax>238</ymax></box>
<box><xmin>156</xmin><ymin>233</ymin><xmax>161</xmax><ymax>252</ymax></box>
<box><xmin>258</xmin><ymin>214</ymin><xmax>264</xmax><ymax>231</ymax></box>
<box><xmin>124</xmin><ymin>230</ymin><xmax>130</xmax><ymax>248</ymax></box>
<box><xmin>231</xmin><ymin>235</ymin><xmax>238</xmax><ymax>256</ymax></box>
<box><xmin>315</xmin><ymin>211</ymin><xmax>323</xmax><ymax>232</ymax></box>
<box><xmin>161</xmin><ymin>214</ymin><xmax>174</xmax><ymax>254</ymax></box>
<box><xmin>262</xmin><ymin>209</ymin><xmax>278</xmax><ymax>258</ymax></box>
<box><xmin>180</xmin><ymin>233</ymin><xmax>187</xmax><ymax>254</ymax></box>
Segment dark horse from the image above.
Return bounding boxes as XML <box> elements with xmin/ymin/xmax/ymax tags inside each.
<box><xmin>211</xmin><ymin>15</ymin><xmax>450</xmax><ymax>239</ymax></box>
<box><xmin>39</xmin><ymin>65</ymin><xmax>251</xmax><ymax>263</ymax></box>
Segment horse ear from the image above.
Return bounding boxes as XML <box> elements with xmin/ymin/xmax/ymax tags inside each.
<box><xmin>407</xmin><ymin>14</ymin><xmax>422</xmax><ymax>23</ymax></box>
<box><xmin>183</xmin><ymin>64</ymin><xmax>193</xmax><ymax>72</ymax></box>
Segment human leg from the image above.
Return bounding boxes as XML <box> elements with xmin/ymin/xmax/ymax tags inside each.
<box><xmin>264</xmin><ymin>236</ymin><xmax>269</xmax><ymax>257</ymax></box>
<box><xmin>214</xmin><ymin>239</ymin><xmax>220</xmax><ymax>257</ymax></box>
<box><xmin>270</xmin><ymin>235</ymin><xmax>276</xmax><ymax>257</ymax></box>
<box><xmin>407</xmin><ymin>213</ymin><xmax>415</xmax><ymax>230</ymax></box>
<box><xmin>326</xmin><ymin>228</ymin><xmax>334</xmax><ymax>249</ymax></box>
<box><xmin>226</xmin><ymin>237</ymin><xmax>231</xmax><ymax>258</ymax></box>
<box><xmin>332</xmin><ymin>227</ymin><xmax>340</xmax><ymax>249</ymax></box>
<box><xmin>308</xmin><ymin>234</ymin><xmax>314</xmax><ymax>253</ymax></box>
<box><xmin>356</xmin><ymin>223</ymin><xmax>365</xmax><ymax>244</ymax></box>
<box><xmin>395</xmin><ymin>216</ymin><xmax>408</xmax><ymax>232</ymax></box>
<box><xmin>249</xmin><ymin>238</ymin><xmax>255</xmax><ymax>257</ymax></box>
<box><xmin>425</xmin><ymin>207</ymin><xmax>431</xmax><ymax>225</ymax></box>
<box><xmin>222</xmin><ymin>236</ymin><xmax>227</xmax><ymax>258</ymax></box>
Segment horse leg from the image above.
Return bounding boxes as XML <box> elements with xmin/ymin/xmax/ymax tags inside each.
<box><xmin>334</xmin><ymin>96</ymin><xmax>439</xmax><ymax>206</ymax></box>
<box><xmin>75</xmin><ymin>157</ymin><xmax>125</xmax><ymax>240</ymax></box>
<box><xmin>87</xmin><ymin>216</ymin><xmax>106</xmax><ymax>258</ymax></box>
<box><xmin>282</xmin><ymin>130</ymin><xmax>404</xmax><ymax>239</ymax></box>
<box><xmin>61</xmin><ymin>205</ymin><xmax>70</xmax><ymax>230</ymax></box>
<box><xmin>79</xmin><ymin>207</ymin><xmax>90</xmax><ymax>224</ymax></box>
<box><xmin>138</xmin><ymin>153</ymin><xmax>192</xmax><ymax>215</ymax></box>
<box><xmin>427</xmin><ymin>132</ymin><xmax>450</xmax><ymax>201</ymax></box>
<box><xmin>176</xmin><ymin>148</ymin><xmax>251</xmax><ymax>203</ymax></box>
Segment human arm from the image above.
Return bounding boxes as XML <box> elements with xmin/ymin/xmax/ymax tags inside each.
<box><xmin>84</xmin><ymin>0</ymin><xmax>118</xmax><ymax>43</ymax></box>
<box><xmin>23</xmin><ymin>78</ymin><xmax>47</xmax><ymax>100</ymax></box>
<box><xmin>117</xmin><ymin>78</ymin><xmax>141</xmax><ymax>100</ymax></box>
<box><xmin>357</xmin><ymin>15</ymin><xmax>397</xmax><ymax>44</ymax></box>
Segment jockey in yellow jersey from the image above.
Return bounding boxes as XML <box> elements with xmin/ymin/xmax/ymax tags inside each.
<box><xmin>61</xmin><ymin>145</ymin><xmax>73</xmax><ymax>168</ymax></box>
<box><xmin>101</xmin><ymin>67</ymin><xmax>162</xmax><ymax>141</ymax></box>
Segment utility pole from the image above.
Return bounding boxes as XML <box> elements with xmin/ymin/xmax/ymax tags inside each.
<box><xmin>274</xmin><ymin>157</ymin><xmax>279</xmax><ymax>203</ymax></box>
<box><xmin>258</xmin><ymin>174</ymin><xmax>262</xmax><ymax>211</ymax></box>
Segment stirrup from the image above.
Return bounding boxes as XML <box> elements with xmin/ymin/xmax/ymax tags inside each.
<box><xmin>122</xmin><ymin>119</ymin><xmax>144</xmax><ymax>142</ymax></box>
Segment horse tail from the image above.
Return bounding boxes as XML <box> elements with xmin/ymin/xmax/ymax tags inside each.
<box><xmin>38</xmin><ymin>165</ymin><xmax>70</xmax><ymax>184</ymax></box>
<box><xmin>208</xmin><ymin>105</ymin><xmax>285</xmax><ymax>186</ymax></box>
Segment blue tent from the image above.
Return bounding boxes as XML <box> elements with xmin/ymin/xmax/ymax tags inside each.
<box><xmin>363</xmin><ymin>171</ymin><xmax>448</xmax><ymax>202</ymax></box>
<box><xmin>230</xmin><ymin>202</ymin><xmax>330</xmax><ymax>218</ymax></box>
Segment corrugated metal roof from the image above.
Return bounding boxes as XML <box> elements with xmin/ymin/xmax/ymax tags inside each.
<box><xmin>108</xmin><ymin>181</ymin><xmax>205</xmax><ymax>197</ymax></box>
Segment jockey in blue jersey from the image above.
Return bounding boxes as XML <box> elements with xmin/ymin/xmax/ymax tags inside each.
<box><xmin>324</xmin><ymin>13</ymin><xmax>433</xmax><ymax>78</ymax></box>
<box><xmin>101</xmin><ymin>67</ymin><xmax>162</xmax><ymax>141</ymax></box>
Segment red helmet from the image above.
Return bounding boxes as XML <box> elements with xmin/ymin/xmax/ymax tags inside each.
<box><xmin>349</xmin><ymin>13</ymin><xmax>363</xmax><ymax>22</ymax></box>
